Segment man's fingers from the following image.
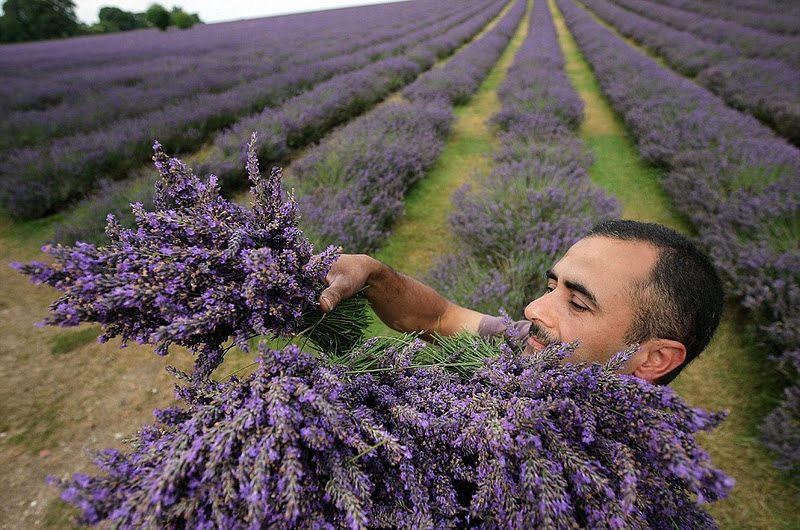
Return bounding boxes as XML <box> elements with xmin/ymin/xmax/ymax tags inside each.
<box><xmin>319</xmin><ymin>254</ymin><xmax>371</xmax><ymax>312</ymax></box>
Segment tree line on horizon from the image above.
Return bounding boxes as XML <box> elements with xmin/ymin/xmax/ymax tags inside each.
<box><xmin>0</xmin><ymin>0</ymin><xmax>202</xmax><ymax>44</ymax></box>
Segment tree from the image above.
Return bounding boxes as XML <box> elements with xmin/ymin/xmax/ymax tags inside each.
<box><xmin>98</xmin><ymin>6</ymin><xmax>147</xmax><ymax>32</ymax></box>
<box><xmin>170</xmin><ymin>7</ymin><xmax>194</xmax><ymax>30</ymax></box>
<box><xmin>145</xmin><ymin>3</ymin><xmax>170</xmax><ymax>31</ymax></box>
<box><xmin>0</xmin><ymin>0</ymin><xmax>80</xmax><ymax>43</ymax></box>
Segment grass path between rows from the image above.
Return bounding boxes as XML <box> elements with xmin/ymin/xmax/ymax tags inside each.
<box><xmin>551</xmin><ymin>1</ymin><xmax>799</xmax><ymax>528</ymax></box>
<box><xmin>372</xmin><ymin>0</ymin><xmax>531</xmax><ymax>278</ymax></box>
<box><xmin>361</xmin><ymin>0</ymin><xmax>531</xmax><ymax>340</ymax></box>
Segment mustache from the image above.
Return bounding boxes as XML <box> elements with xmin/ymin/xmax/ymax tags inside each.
<box><xmin>528</xmin><ymin>321</ymin><xmax>557</xmax><ymax>346</ymax></box>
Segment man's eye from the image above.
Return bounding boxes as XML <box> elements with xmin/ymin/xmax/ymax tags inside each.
<box><xmin>570</xmin><ymin>301</ymin><xmax>588</xmax><ymax>312</ymax></box>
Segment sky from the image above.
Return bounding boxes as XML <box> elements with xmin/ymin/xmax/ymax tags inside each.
<box><xmin>72</xmin><ymin>0</ymin><xmax>409</xmax><ymax>25</ymax></box>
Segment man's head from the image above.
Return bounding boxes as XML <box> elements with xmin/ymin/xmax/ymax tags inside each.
<box><xmin>523</xmin><ymin>220</ymin><xmax>724</xmax><ymax>384</ymax></box>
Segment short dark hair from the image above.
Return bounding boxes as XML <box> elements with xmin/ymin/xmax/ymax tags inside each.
<box><xmin>587</xmin><ymin>220</ymin><xmax>724</xmax><ymax>384</ymax></box>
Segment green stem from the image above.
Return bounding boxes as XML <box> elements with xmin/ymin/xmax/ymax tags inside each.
<box><xmin>347</xmin><ymin>438</ymin><xmax>390</xmax><ymax>464</ymax></box>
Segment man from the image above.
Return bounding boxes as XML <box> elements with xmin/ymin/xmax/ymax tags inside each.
<box><xmin>319</xmin><ymin>220</ymin><xmax>724</xmax><ymax>385</ymax></box>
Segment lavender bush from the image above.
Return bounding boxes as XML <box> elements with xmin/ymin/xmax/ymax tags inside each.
<box><xmin>201</xmin><ymin>0</ymin><xmax>512</xmax><ymax>189</ymax></box>
<box><xmin>12</xmin><ymin>136</ymin><xmax>363</xmax><ymax>381</ymax></box>
<box><xmin>49</xmin><ymin>334</ymin><xmax>734</xmax><ymax>528</ymax></box>
<box><xmin>200</xmin><ymin>55</ymin><xmax>425</xmax><ymax>193</ymax></box>
<box><xmin>0</xmin><ymin>0</ymin><xmax>493</xmax><ymax>117</ymax></box>
<box><xmin>46</xmin><ymin>1</ymin><xmax>509</xmax><ymax>246</ymax></box>
<box><xmin>577</xmin><ymin>0</ymin><xmax>736</xmax><ymax>77</ymax></box>
<box><xmin>605</xmin><ymin>0</ymin><xmax>800</xmax><ymax>67</ymax></box>
<box><xmin>651</xmin><ymin>0</ymin><xmax>800</xmax><ymax>36</ymax></box>
<box><xmin>0</xmin><ymin>0</ymin><xmax>485</xmax><ymax>152</ymax></box>
<box><xmin>696</xmin><ymin>58</ymin><xmax>800</xmax><ymax>146</ymax></box>
<box><xmin>403</xmin><ymin>0</ymin><xmax>527</xmax><ymax>106</ymax></box>
<box><xmin>282</xmin><ymin>0</ymin><xmax>525</xmax><ymax>254</ymax></box>
<box><xmin>291</xmin><ymin>101</ymin><xmax>454</xmax><ymax>253</ymax></box>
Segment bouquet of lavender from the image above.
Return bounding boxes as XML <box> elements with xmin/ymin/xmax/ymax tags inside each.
<box><xmin>16</xmin><ymin>136</ymin><xmax>732</xmax><ymax>527</ymax></box>
<box><xmin>13</xmin><ymin>134</ymin><xmax>367</xmax><ymax>380</ymax></box>
<box><xmin>49</xmin><ymin>334</ymin><xmax>734</xmax><ymax>528</ymax></box>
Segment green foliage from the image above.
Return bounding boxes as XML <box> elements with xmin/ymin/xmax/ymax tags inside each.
<box><xmin>145</xmin><ymin>3</ymin><xmax>170</xmax><ymax>31</ymax></box>
<box><xmin>97</xmin><ymin>6</ymin><xmax>148</xmax><ymax>32</ymax></box>
<box><xmin>301</xmin><ymin>292</ymin><xmax>372</xmax><ymax>359</ymax></box>
<box><xmin>0</xmin><ymin>0</ymin><xmax>80</xmax><ymax>43</ymax></box>
<box><xmin>170</xmin><ymin>7</ymin><xmax>195</xmax><ymax>29</ymax></box>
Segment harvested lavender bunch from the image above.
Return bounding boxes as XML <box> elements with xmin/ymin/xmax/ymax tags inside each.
<box><xmin>51</xmin><ymin>335</ymin><xmax>733</xmax><ymax>528</ymax></box>
<box><xmin>49</xmin><ymin>343</ymin><xmax>409</xmax><ymax>529</ymax></box>
<box><xmin>12</xmin><ymin>134</ymin><xmax>365</xmax><ymax>379</ymax></box>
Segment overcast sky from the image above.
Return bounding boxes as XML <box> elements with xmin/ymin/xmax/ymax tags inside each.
<box><xmin>72</xmin><ymin>0</ymin><xmax>409</xmax><ymax>25</ymax></box>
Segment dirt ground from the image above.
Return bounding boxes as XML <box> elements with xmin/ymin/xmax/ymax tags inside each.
<box><xmin>0</xmin><ymin>225</ymin><xmax>197</xmax><ymax>529</ymax></box>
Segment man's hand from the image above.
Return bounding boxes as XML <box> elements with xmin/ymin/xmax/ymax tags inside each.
<box><xmin>319</xmin><ymin>254</ymin><xmax>376</xmax><ymax>313</ymax></box>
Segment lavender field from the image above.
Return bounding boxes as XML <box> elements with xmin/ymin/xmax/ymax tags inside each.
<box><xmin>1</xmin><ymin>0</ymin><xmax>799</xmax><ymax>527</ymax></box>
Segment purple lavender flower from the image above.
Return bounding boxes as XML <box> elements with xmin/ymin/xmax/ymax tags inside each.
<box><xmin>49</xmin><ymin>335</ymin><xmax>733</xmax><ymax>528</ymax></box>
<box><xmin>12</xmin><ymin>135</ymin><xmax>341</xmax><ymax>380</ymax></box>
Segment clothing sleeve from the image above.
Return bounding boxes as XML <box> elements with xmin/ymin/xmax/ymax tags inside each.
<box><xmin>477</xmin><ymin>314</ymin><xmax>531</xmax><ymax>340</ymax></box>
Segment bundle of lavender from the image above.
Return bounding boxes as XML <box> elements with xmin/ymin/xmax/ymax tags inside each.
<box><xmin>49</xmin><ymin>335</ymin><xmax>733</xmax><ymax>528</ymax></box>
<box><xmin>16</xmin><ymin>138</ymin><xmax>732</xmax><ymax>528</ymax></box>
<box><xmin>13</xmin><ymin>134</ymin><xmax>368</xmax><ymax>380</ymax></box>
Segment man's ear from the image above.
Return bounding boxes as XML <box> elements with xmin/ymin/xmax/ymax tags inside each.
<box><xmin>632</xmin><ymin>339</ymin><xmax>687</xmax><ymax>383</ymax></box>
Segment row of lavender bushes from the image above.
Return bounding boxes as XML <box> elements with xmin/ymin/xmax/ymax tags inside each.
<box><xmin>195</xmin><ymin>0</ymin><xmax>510</xmax><ymax>194</ymax></box>
<box><xmin>0</xmin><ymin>0</ymin><xmax>459</xmax><ymax>116</ymax></box>
<box><xmin>0</xmin><ymin>0</ymin><xmax>501</xmax><ymax>221</ymax></box>
<box><xmin>0</xmin><ymin>1</ymin><xmax>458</xmax><ymax>152</ymax></box>
<box><xmin>651</xmin><ymin>0</ymin><xmax>800</xmax><ymax>36</ymax></box>
<box><xmin>576</xmin><ymin>0</ymin><xmax>800</xmax><ymax>147</ymax></box>
<box><xmin>556</xmin><ymin>0</ymin><xmax>800</xmax><ymax>472</ymax></box>
<box><xmin>605</xmin><ymin>0</ymin><xmax>800</xmax><ymax>65</ymax></box>
<box><xmin>424</xmin><ymin>0</ymin><xmax>618</xmax><ymax>316</ymax></box>
<box><xmin>274</xmin><ymin>0</ymin><xmax>528</xmax><ymax>255</ymax></box>
<box><xmin>48</xmin><ymin>0</ymin><xmax>510</xmax><ymax>247</ymax></box>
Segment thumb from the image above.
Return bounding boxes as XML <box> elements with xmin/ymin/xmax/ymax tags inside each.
<box><xmin>319</xmin><ymin>285</ymin><xmax>342</xmax><ymax>313</ymax></box>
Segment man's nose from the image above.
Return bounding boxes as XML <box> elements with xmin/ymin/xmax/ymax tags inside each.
<box><xmin>524</xmin><ymin>293</ymin><xmax>553</xmax><ymax>326</ymax></box>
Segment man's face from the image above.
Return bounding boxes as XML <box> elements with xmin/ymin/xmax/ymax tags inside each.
<box><xmin>523</xmin><ymin>236</ymin><xmax>658</xmax><ymax>370</ymax></box>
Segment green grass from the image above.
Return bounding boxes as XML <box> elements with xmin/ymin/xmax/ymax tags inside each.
<box><xmin>1</xmin><ymin>214</ymin><xmax>61</xmax><ymax>255</ymax></box>
<box><xmin>42</xmin><ymin>499</ymin><xmax>81</xmax><ymax>529</ymax></box>
<box><xmin>369</xmin><ymin>0</ymin><xmax>532</xmax><ymax>336</ymax></box>
<box><xmin>584</xmin><ymin>135</ymin><xmax>690</xmax><ymax>229</ymax></box>
<box><xmin>50</xmin><ymin>325</ymin><xmax>103</xmax><ymax>355</ymax></box>
<box><xmin>551</xmin><ymin>3</ymin><xmax>688</xmax><ymax>231</ymax></box>
<box><xmin>3</xmin><ymin>404</ymin><xmax>63</xmax><ymax>453</ymax></box>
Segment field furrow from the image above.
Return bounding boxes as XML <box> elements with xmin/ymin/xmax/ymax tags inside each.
<box><xmin>287</xmin><ymin>0</ymin><xmax>527</xmax><ymax>255</ymax></box>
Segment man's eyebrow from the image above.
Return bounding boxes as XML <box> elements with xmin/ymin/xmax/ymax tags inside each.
<box><xmin>545</xmin><ymin>269</ymin><xmax>599</xmax><ymax>307</ymax></box>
